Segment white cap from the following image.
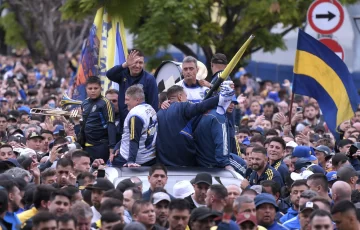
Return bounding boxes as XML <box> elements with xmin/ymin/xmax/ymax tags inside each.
<box><xmin>152</xmin><ymin>192</ymin><xmax>171</xmax><ymax>204</ymax></box>
<box><xmin>286</xmin><ymin>141</ymin><xmax>298</xmax><ymax>148</ymax></box>
<box><xmin>14</xmin><ymin>148</ymin><xmax>36</xmax><ymax>158</ymax></box>
<box><xmin>173</xmin><ymin>180</ymin><xmax>194</xmax><ymax>199</ymax></box>
<box><xmin>291</xmin><ymin>170</ymin><xmax>314</xmax><ymax>181</ymax></box>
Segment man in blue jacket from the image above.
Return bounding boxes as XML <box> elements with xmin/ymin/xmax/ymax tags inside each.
<box><xmin>156</xmin><ymin>84</ymin><xmax>233</xmax><ymax>167</ymax></box>
<box><xmin>106</xmin><ymin>49</ymin><xmax>158</xmax><ymax>138</ymax></box>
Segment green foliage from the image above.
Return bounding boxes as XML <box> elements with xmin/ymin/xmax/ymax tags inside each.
<box><xmin>0</xmin><ymin>12</ymin><xmax>26</xmax><ymax>48</ymax></box>
<box><xmin>61</xmin><ymin>0</ymin><xmax>358</xmax><ymax>67</ymax></box>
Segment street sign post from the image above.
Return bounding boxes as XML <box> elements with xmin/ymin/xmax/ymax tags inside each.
<box><xmin>319</xmin><ymin>38</ymin><xmax>345</xmax><ymax>61</ymax></box>
<box><xmin>307</xmin><ymin>0</ymin><xmax>344</xmax><ymax>34</ymax></box>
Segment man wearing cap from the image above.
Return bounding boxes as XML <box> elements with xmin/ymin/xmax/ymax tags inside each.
<box><xmin>189</xmin><ymin>207</ymin><xmax>219</xmax><ymax>230</ymax></box>
<box><xmin>298</xmin><ymin>202</ymin><xmax>319</xmax><ymax>230</ymax></box>
<box><xmin>176</xmin><ymin>56</ymin><xmax>209</xmax><ymax>103</ymax></box>
<box><xmin>236</xmin><ymin>212</ymin><xmax>259</xmax><ymax>230</ymax></box>
<box><xmin>184</xmin><ymin>173</ymin><xmax>212</xmax><ymax>211</ymax></box>
<box><xmin>152</xmin><ymin>192</ymin><xmax>171</xmax><ymax>228</ymax></box>
<box><xmin>337</xmin><ymin>165</ymin><xmax>360</xmax><ymax>190</ymax></box>
<box><xmin>85</xmin><ymin>178</ymin><xmax>115</xmax><ymax>223</ymax></box>
<box><xmin>314</xmin><ymin>145</ymin><xmax>333</xmax><ymax>169</ymax></box>
<box><xmin>254</xmin><ymin>193</ymin><xmax>287</xmax><ymax>230</ymax></box>
<box><xmin>26</xmin><ymin>131</ymin><xmax>44</xmax><ymax>153</ymax></box>
<box><xmin>326</xmin><ymin>171</ymin><xmax>337</xmax><ymax>188</ymax></box>
<box><xmin>290</xmin><ymin>146</ymin><xmax>318</xmax><ymax>173</ymax></box>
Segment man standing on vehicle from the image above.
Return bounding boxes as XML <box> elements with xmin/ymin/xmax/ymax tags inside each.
<box><xmin>106</xmin><ymin>49</ymin><xmax>158</xmax><ymax>138</ymax></box>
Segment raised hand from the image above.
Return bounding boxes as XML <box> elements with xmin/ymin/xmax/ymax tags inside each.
<box><xmin>126</xmin><ymin>50</ymin><xmax>141</xmax><ymax>68</ymax></box>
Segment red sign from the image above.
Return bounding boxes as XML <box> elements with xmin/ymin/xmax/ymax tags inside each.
<box><xmin>319</xmin><ymin>38</ymin><xmax>344</xmax><ymax>61</ymax></box>
<box><xmin>307</xmin><ymin>0</ymin><xmax>344</xmax><ymax>34</ymax></box>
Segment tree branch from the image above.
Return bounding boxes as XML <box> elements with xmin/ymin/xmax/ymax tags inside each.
<box><xmin>172</xmin><ymin>43</ymin><xmax>198</xmax><ymax>59</ymax></box>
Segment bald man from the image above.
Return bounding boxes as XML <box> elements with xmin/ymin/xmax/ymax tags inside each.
<box><xmin>332</xmin><ymin>181</ymin><xmax>352</xmax><ymax>204</ymax></box>
<box><xmin>226</xmin><ymin>185</ymin><xmax>241</xmax><ymax>204</ymax></box>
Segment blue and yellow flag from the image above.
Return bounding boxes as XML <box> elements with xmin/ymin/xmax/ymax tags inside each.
<box><xmin>69</xmin><ymin>7</ymin><xmax>128</xmax><ymax>100</ymax></box>
<box><xmin>293</xmin><ymin>30</ymin><xmax>359</xmax><ymax>138</ymax></box>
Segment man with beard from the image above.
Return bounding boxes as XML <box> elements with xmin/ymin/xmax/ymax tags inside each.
<box><xmin>184</xmin><ymin>173</ymin><xmax>212</xmax><ymax>211</ymax></box>
<box><xmin>168</xmin><ymin>199</ymin><xmax>191</xmax><ymax>230</ymax></box>
<box><xmin>296</xmin><ymin>104</ymin><xmax>322</xmax><ymax>133</ymax></box>
<box><xmin>240</xmin><ymin>147</ymin><xmax>283</xmax><ymax>189</ymax></box>
<box><xmin>279</xmin><ymin>180</ymin><xmax>309</xmax><ymax>223</ymax></box>
<box><xmin>152</xmin><ymin>192</ymin><xmax>171</xmax><ymax>228</ymax></box>
<box><xmin>332</xmin><ymin>200</ymin><xmax>360</xmax><ymax>230</ymax></box>
<box><xmin>71</xmin><ymin>150</ymin><xmax>91</xmax><ymax>176</ymax></box>
<box><xmin>143</xmin><ymin>164</ymin><xmax>174</xmax><ymax>201</ymax></box>
<box><xmin>0</xmin><ymin>180</ymin><xmax>22</xmax><ymax>230</ymax></box>
<box><xmin>132</xmin><ymin>200</ymin><xmax>165</xmax><ymax>230</ymax></box>
<box><xmin>267</xmin><ymin>137</ymin><xmax>289</xmax><ymax>184</ymax></box>
<box><xmin>85</xmin><ymin>178</ymin><xmax>114</xmax><ymax>223</ymax></box>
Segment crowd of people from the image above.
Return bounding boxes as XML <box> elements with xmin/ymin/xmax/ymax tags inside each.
<box><xmin>0</xmin><ymin>47</ymin><xmax>359</xmax><ymax>230</ymax></box>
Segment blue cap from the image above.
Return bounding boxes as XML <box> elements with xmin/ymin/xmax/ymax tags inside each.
<box><xmin>242</xmin><ymin>137</ymin><xmax>250</xmax><ymax>146</ymax></box>
<box><xmin>53</xmin><ymin>125</ymin><xmax>64</xmax><ymax>135</ymax></box>
<box><xmin>250</xmin><ymin>127</ymin><xmax>264</xmax><ymax>136</ymax></box>
<box><xmin>292</xmin><ymin>146</ymin><xmax>317</xmax><ymax>161</ymax></box>
<box><xmin>326</xmin><ymin>171</ymin><xmax>337</xmax><ymax>182</ymax></box>
<box><xmin>0</xmin><ymin>97</ymin><xmax>8</xmax><ymax>102</ymax></box>
<box><xmin>255</xmin><ymin>193</ymin><xmax>279</xmax><ymax>211</ymax></box>
<box><xmin>231</xmin><ymin>96</ymin><xmax>238</xmax><ymax>105</ymax></box>
<box><xmin>267</xmin><ymin>91</ymin><xmax>280</xmax><ymax>103</ymax></box>
<box><xmin>314</xmin><ymin>145</ymin><xmax>332</xmax><ymax>156</ymax></box>
<box><xmin>17</xmin><ymin>105</ymin><xmax>30</xmax><ymax>114</ymax></box>
<box><xmin>1</xmin><ymin>158</ymin><xmax>21</xmax><ymax>168</ymax></box>
<box><xmin>307</xmin><ymin>164</ymin><xmax>326</xmax><ymax>175</ymax></box>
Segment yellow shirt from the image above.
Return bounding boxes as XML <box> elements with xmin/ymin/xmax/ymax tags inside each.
<box><xmin>211</xmin><ymin>225</ymin><xmax>267</xmax><ymax>230</ymax></box>
<box><xmin>17</xmin><ymin>207</ymin><xmax>38</xmax><ymax>224</ymax></box>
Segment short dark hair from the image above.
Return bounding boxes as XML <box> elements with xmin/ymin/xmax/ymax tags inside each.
<box><xmin>307</xmin><ymin>173</ymin><xmax>328</xmax><ymax>193</ymax></box>
<box><xmin>250</xmin><ymin>135</ymin><xmax>265</xmax><ymax>145</ymax></box>
<box><xmin>100</xmin><ymin>198</ymin><xmax>122</xmax><ymax>214</ymax></box>
<box><xmin>310</xmin><ymin>209</ymin><xmax>332</xmax><ymax>222</ymax></box>
<box><xmin>124</xmin><ymin>187</ymin><xmax>142</xmax><ymax>200</ymax></box>
<box><xmin>0</xmin><ymin>180</ymin><xmax>18</xmax><ymax>194</ymax></box>
<box><xmin>166</xmin><ymin>85</ymin><xmax>184</xmax><ymax>99</ymax></box>
<box><xmin>33</xmin><ymin>185</ymin><xmax>56</xmax><ymax>209</ymax></box>
<box><xmin>238</xmin><ymin>128</ymin><xmax>251</xmax><ymax>136</ymax></box>
<box><xmin>269</xmin><ymin>136</ymin><xmax>286</xmax><ymax>150</ymax></box>
<box><xmin>57</xmin><ymin>214</ymin><xmax>77</xmax><ymax>227</ymax></box>
<box><xmin>32</xmin><ymin>211</ymin><xmax>56</xmax><ymax>228</ymax></box>
<box><xmin>13</xmin><ymin>178</ymin><xmax>26</xmax><ymax>191</ymax></box>
<box><xmin>105</xmin><ymin>89</ymin><xmax>119</xmax><ymax>95</ymax></box>
<box><xmin>331</xmin><ymin>200</ymin><xmax>357</xmax><ymax>215</ymax></box>
<box><xmin>56</xmin><ymin>158</ymin><xmax>74</xmax><ymax>169</ymax></box>
<box><xmin>103</xmin><ymin>189</ymin><xmax>124</xmax><ymax>202</ymax></box>
<box><xmin>169</xmin><ymin>199</ymin><xmax>190</xmax><ymax>212</ymax></box>
<box><xmin>265</xmin><ymin>129</ymin><xmax>279</xmax><ymax>137</ymax></box>
<box><xmin>53</xmin><ymin>137</ymin><xmax>68</xmax><ymax>146</ymax></box>
<box><xmin>132</xmin><ymin>200</ymin><xmax>152</xmax><ymax>215</ymax></box>
<box><xmin>260</xmin><ymin>180</ymin><xmax>280</xmax><ymax>196</ymax></box>
<box><xmin>41</xmin><ymin>168</ymin><xmax>56</xmax><ymax>180</ymax></box>
<box><xmin>0</xmin><ymin>189</ymin><xmax>8</xmax><ymax>214</ymax></box>
<box><xmin>149</xmin><ymin>164</ymin><xmax>167</xmax><ymax>176</ymax></box>
<box><xmin>50</xmin><ymin>190</ymin><xmax>71</xmax><ymax>202</ymax></box>
<box><xmin>209</xmin><ymin>184</ymin><xmax>228</xmax><ymax>200</ymax></box>
<box><xmin>337</xmin><ymin>139</ymin><xmax>354</xmax><ymax>148</ymax></box>
<box><xmin>0</xmin><ymin>144</ymin><xmax>12</xmax><ymax>150</ymax></box>
<box><xmin>291</xmin><ymin>179</ymin><xmax>308</xmax><ymax>190</ymax></box>
<box><xmin>41</xmin><ymin>129</ymin><xmax>53</xmax><ymax>136</ymax></box>
<box><xmin>351</xmin><ymin>190</ymin><xmax>360</xmax><ymax>204</ymax></box>
<box><xmin>0</xmin><ymin>114</ymin><xmax>7</xmax><ymax>120</ymax></box>
<box><xmin>62</xmin><ymin>186</ymin><xmax>80</xmax><ymax>203</ymax></box>
<box><xmin>86</xmin><ymin>76</ymin><xmax>101</xmax><ymax>86</ymax></box>
<box><xmin>129</xmin><ymin>49</ymin><xmax>144</xmax><ymax>57</ymax></box>
<box><xmin>71</xmin><ymin>150</ymin><xmax>90</xmax><ymax>160</ymax></box>
<box><xmin>332</xmin><ymin>153</ymin><xmax>349</xmax><ymax>167</ymax></box>
<box><xmin>101</xmin><ymin>211</ymin><xmax>121</xmax><ymax>224</ymax></box>
<box><xmin>252</xmin><ymin>146</ymin><xmax>267</xmax><ymax>155</ymax></box>
<box><xmin>310</xmin><ymin>197</ymin><xmax>331</xmax><ymax>211</ymax></box>
<box><xmin>4</xmin><ymin>91</ymin><xmax>16</xmax><ymax>98</ymax></box>
<box><xmin>77</xmin><ymin>171</ymin><xmax>95</xmax><ymax>185</ymax></box>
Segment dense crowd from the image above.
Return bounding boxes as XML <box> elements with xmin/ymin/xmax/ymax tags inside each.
<box><xmin>0</xmin><ymin>49</ymin><xmax>359</xmax><ymax>230</ymax></box>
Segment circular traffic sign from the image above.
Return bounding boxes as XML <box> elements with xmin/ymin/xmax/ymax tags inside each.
<box><xmin>319</xmin><ymin>38</ymin><xmax>344</xmax><ymax>61</ymax></box>
<box><xmin>307</xmin><ymin>0</ymin><xmax>344</xmax><ymax>34</ymax></box>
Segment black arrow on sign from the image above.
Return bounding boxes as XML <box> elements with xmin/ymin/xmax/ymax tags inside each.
<box><xmin>316</xmin><ymin>11</ymin><xmax>335</xmax><ymax>21</ymax></box>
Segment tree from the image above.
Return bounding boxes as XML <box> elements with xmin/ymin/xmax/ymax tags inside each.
<box><xmin>62</xmin><ymin>0</ymin><xmax>356</xmax><ymax>75</ymax></box>
<box><xmin>1</xmin><ymin>0</ymin><xmax>93</xmax><ymax>77</ymax></box>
